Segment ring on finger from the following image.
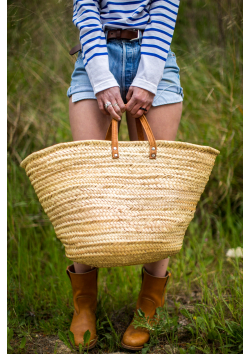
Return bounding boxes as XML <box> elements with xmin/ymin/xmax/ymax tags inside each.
<box><xmin>113</xmin><ymin>103</ymin><xmax>119</xmax><ymax>108</ymax></box>
<box><xmin>105</xmin><ymin>101</ymin><xmax>112</xmax><ymax>109</ymax></box>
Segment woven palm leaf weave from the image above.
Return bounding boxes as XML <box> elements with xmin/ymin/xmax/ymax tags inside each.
<box><xmin>21</xmin><ymin>137</ymin><xmax>219</xmax><ymax>268</ymax></box>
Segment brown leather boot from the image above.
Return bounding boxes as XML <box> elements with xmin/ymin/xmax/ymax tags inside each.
<box><xmin>121</xmin><ymin>266</ymin><xmax>171</xmax><ymax>350</ymax></box>
<box><xmin>66</xmin><ymin>264</ymin><xmax>98</xmax><ymax>349</ymax></box>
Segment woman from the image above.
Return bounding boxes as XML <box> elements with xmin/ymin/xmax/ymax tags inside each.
<box><xmin>66</xmin><ymin>0</ymin><xmax>183</xmax><ymax>350</ymax></box>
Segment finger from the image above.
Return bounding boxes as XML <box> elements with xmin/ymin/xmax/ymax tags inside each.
<box><xmin>132</xmin><ymin>102</ymin><xmax>152</xmax><ymax>118</ymax></box>
<box><xmin>126</xmin><ymin>87</ymin><xmax>133</xmax><ymax>102</ymax></box>
<box><xmin>143</xmin><ymin>102</ymin><xmax>152</xmax><ymax>115</ymax></box>
<box><xmin>126</xmin><ymin>95</ymin><xmax>137</xmax><ymax>112</ymax></box>
<box><xmin>130</xmin><ymin>102</ymin><xmax>143</xmax><ymax>115</ymax></box>
<box><xmin>138</xmin><ymin>104</ymin><xmax>150</xmax><ymax>116</ymax></box>
<box><xmin>106</xmin><ymin>104</ymin><xmax>121</xmax><ymax>121</ymax></box>
<box><xmin>133</xmin><ymin>98</ymin><xmax>151</xmax><ymax>116</ymax></box>
<box><xmin>111</xmin><ymin>101</ymin><xmax>123</xmax><ymax>118</ymax></box>
<box><xmin>97</xmin><ymin>98</ymin><xmax>110</xmax><ymax>116</ymax></box>
<box><xmin>115</xmin><ymin>94</ymin><xmax>126</xmax><ymax>114</ymax></box>
<box><xmin>126</xmin><ymin>88</ymin><xmax>137</xmax><ymax>111</ymax></box>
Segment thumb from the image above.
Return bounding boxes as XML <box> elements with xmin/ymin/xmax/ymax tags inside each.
<box><xmin>126</xmin><ymin>86</ymin><xmax>134</xmax><ymax>102</ymax></box>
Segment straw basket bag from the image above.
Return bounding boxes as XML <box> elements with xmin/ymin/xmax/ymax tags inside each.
<box><xmin>21</xmin><ymin>114</ymin><xmax>219</xmax><ymax>268</ymax></box>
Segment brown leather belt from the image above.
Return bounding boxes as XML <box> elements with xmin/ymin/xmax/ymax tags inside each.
<box><xmin>107</xmin><ymin>28</ymin><xmax>143</xmax><ymax>40</ymax></box>
<box><xmin>69</xmin><ymin>29</ymin><xmax>143</xmax><ymax>55</ymax></box>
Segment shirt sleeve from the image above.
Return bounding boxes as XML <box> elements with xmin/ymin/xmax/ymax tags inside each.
<box><xmin>131</xmin><ymin>0</ymin><xmax>180</xmax><ymax>95</ymax></box>
<box><xmin>72</xmin><ymin>0</ymin><xmax>119</xmax><ymax>95</ymax></box>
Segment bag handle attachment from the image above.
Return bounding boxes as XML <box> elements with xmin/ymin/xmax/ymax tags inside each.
<box><xmin>105</xmin><ymin>113</ymin><xmax>157</xmax><ymax>159</ymax></box>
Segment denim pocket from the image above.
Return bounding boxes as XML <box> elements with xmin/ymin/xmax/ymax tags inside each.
<box><xmin>167</xmin><ymin>48</ymin><xmax>175</xmax><ymax>58</ymax></box>
<box><xmin>75</xmin><ymin>51</ymin><xmax>86</xmax><ymax>70</ymax></box>
<box><xmin>76</xmin><ymin>51</ymin><xmax>82</xmax><ymax>61</ymax></box>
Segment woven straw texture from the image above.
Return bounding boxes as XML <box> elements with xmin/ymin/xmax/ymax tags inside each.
<box><xmin>21</xmin><ymin>140</ymin><xmax>219</xmax><ymax>268</ymax></box>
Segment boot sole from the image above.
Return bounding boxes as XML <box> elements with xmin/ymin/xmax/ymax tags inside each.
<box><xmin>75</xmin><ymin>336</ymin><xmax>98</xmax><ymax>350</ymax></box>
<box><xmin>85</xmin><ymin>337</ymin><xmax>98</xmax><ymax>350</ymax></box>
<box><xmin>121</xmin><ymin>340</ymin><xmax>144</xmax><ymax>351</ymax></box>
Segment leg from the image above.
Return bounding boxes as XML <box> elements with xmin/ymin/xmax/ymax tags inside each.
<box><xmin>67</xmin><ymin>97</ymin><xmax>115</xmax><ymax>348</ymax></box>
<box><xmin>66</xmin><ymin>265</ymin><xmax>98</xmax><ymax>348</ymax></box>
<box><xmin>144</xmin><ymin>258</ymin><xmax>170</xmax><ymax>278</ymax></box>
<box><xmin>126</xmin><ymin>101</ymin><xmax>182</xmax><ymax>141</ymax></box>
<box><xmin>122</xmin><ymin>102</ymin><xmax>182</xmax><ymax>350</ymax></box>
<box><xmin>126</xmin><ymin>102</ymin><xmax>182</xmax><ymax>277</ymax></box>
<box><xmin>121</xmin><ymin>266</ymin><xmax>171</xmax><ymax>350</ymax></box>
<box><xmin>70</xmin><ymin>97</ymin><xmax>112</xmax><ymax>141</ymax></box>
<box><xmin>69</xmin><ymin>97</ymin><xmax>122</xmax><ymax>273</ymax></box>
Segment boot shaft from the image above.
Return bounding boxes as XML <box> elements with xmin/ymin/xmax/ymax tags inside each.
<box><xmin>66</xmin><ymin>264</ymin><xmax>98</xmax><ymax>348</ymax></box>
<box><xmin>66</xmin><ymin>265</ymin><xmax>98</xmax><ymax>312</ymax></box>
<box><xmin>136</xmin><ymin>267</ymin><xmax>171</xmax><ymax>310</ymax></box>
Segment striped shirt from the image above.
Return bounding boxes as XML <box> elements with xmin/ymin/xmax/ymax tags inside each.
<box><xmin>72</xmin><ymin>0</ymin><xmax>180</xmax><ymax>95</ymax></box>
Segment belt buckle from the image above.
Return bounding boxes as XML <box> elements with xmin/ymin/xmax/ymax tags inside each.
<box><xmin>130</xmin><ymin>29</ymin><xmax>140</xmax><ymax>41</ymax></box>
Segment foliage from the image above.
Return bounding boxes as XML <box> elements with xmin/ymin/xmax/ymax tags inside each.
<box><xmin>133</xmin><ymin>307</ymin><xmax>180</xmax><ymax>353</ymax></box>
<box><xmin>57</xmin><ymin>329</ymin><xmax>92</xmax><ymax>353</ymax></box>
<box><xmin>7</xmin><ymin>327</ymin><xmax>14</xmax><ymax>351</ymax></box>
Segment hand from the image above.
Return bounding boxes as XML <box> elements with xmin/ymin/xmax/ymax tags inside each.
<box><xmin>126</xmin><ymin>86</ymin><xmax>155</xmax><ymax>118</ymax></box>
<box><xmin>96</xmin><ymin>86</ymin><xmax>126</xmax><ymax>121</ymax></box>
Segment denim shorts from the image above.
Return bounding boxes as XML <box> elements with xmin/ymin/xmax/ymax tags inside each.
<box><xmin>67</xmin><ymin>31</ymin><xmax>184</xmax><ymax>106</ymax></box>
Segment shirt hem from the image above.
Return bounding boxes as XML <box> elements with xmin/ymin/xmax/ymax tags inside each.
<box><xmin>130</xmin><ymin>78</ymin><xmax>158</xmax><ymax>95</ymax></box>
<box><xmin>93</xmin><ymin>79</ymin><xmax>120</xmax><ymax>95</ymax></box>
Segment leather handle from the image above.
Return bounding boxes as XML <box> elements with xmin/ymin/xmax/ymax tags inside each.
<box><xmin>105</xmin><ymin>111</ymin><xmax>157</xmax><ymax>159</ymax></box>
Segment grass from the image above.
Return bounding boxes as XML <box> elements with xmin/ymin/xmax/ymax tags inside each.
<box><xmin>7</xmin><ymin>160</ymin><xmax>243</xmax><ymax>353</ymax></box>
<box><xmin>7</xmin><ymin>0</ymin><xmax>242</xmax><ymax>353</ymax></box>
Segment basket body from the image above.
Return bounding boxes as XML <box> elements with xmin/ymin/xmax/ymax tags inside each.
<box><xmin>21</xmin><ymin>140</ymin><xmax>219</xmax><ymax>268</ymax></box>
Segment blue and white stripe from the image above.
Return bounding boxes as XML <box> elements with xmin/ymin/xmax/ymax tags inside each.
<box><xmin>72</xmin><ymin>0</ymin><xmax>180</xmax><ymax>95</ymax></box>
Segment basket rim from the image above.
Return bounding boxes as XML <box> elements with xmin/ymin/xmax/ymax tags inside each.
<box><xmin>20</xmin><ymin>139</ymin><xmax>220</xmax><ymax>169</ymax></box>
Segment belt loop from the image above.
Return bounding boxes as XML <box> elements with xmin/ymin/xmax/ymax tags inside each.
<box><xmin>139</xmin><ymin>30</ymin><xmax>143</xmax><ymax>45</ymax></box>
<box><xmin>105</xmin><ymin>29</ymin><xmax>108</xmax><ymax>40</ymax></box>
